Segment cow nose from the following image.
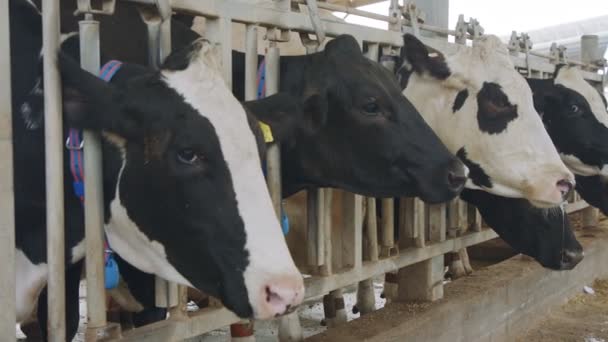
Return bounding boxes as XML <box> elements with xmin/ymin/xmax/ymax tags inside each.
<box><xmin>446</xmin><ymin>158</ymin><xmax>468</xmax><ymax>193</ymax></box>
<box><xmin>559</xmin><ymin>249</ymin><xmax>584</xmax><ymax>270</ymax></box>
<box><xmin>557</xmin><ymin>179</ymin><xmax>574</xmax><ymax>200</ymax></box>
<box><xmin>259</xmin><ymin>276</ymin><xmax>304</xmax><ymax>319</ymax></box>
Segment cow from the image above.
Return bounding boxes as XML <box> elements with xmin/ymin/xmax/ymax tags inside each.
<box><xmin>46</xmin><ymin>0</ymin><xmax>469</xmax><ymax>203</ymax></box>
<box><xmin>528</xmin><ymin>66</ymin><xmax>608</xmax><ymax>216</ymax></box>
<box><xmin>527</xmin><ymin>65</ymin><xmax>608</xmax><ymax>179</ymax></box>
<box><xmin>11</xmin><ymin>0</ymin><xmax>304</xmax><ymax>339</ymax></box>
<box><xmin>574</xmin><ymin>175</ymin><xmax>608</xmax><ymax>215</ymax></box>
<box><xmin>398</xmin><ymin>33</ymin><xmax>574</xmax><ymax>208</ymax></box>
<box><xmin>460</xmin><ymin>189</ymin><xmax>583</xmax><ymax>270</ymax></box>
<box><xmin>437</xmin><ymin>64</ymin><xmax>607</xmax><ymax>275</ymax></box>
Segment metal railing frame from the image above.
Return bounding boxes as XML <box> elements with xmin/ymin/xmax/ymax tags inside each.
<box><xmin>2</xmin><ymin>0</ymin><xmax>604</xmax><ymax>341</ymax></box>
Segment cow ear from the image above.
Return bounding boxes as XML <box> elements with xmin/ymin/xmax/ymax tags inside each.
<box><xmin>243</xmin><ymin>93</ymin><xmax>302</xmax><ymax>142</ymax></box>
<box><xmin>324</xmin><ymin>35</ymin><xmax>363</xmax><ymax>59</ymax></box>
<box><xmin>401</xmin><ymin>34</ymin><xmax>450</xmax><ymax>80</ymax></box>
<box><xmin>59</xmin><ymin>53</ymin><xmax>137</xmax><ymax>139</ymax></box>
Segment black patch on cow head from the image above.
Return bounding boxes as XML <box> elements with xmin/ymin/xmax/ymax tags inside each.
<box><xmin>461</xmin><ymin>189</ymin><xmax>582</xmax><ymax>270</ymax></box>
<box><xmin>161</xmin><ymin>39</ymin><xmax>207</xmax><ymax>71</ymax></box>
<box><xmin>282</xmin><ymin>34</ymin><xmax>463</xmax><ymax>203</ymax></box>
<box><xmin>452</xmin><ymin>89</ymin><xmax>468</xmax><ymax>113</ymax></box>
<box><xmin>400</xmin><ymin>33</ymin><xmax>451</xmax><ymax>80</ymax></box>
<box><xmin>476</xmin><ymin>82</ymin><xmax>518</xmax><ymax>134</ymax></box>
<box><xmin>528</xmin><ymin>77</ymin><xmax>608</xmax><ymax>169</ymax></box>
<box><xmin>59</xmin><ymin>51</ymin><xmax>254</xmax><ymax>318</ymax></box>
<box><xmin>456</xmin><ymin>147</ymin><xmax>492</xmax><ymax>188</ymax></box>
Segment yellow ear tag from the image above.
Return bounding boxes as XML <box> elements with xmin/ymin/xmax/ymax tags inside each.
<box><xmin>259</xmin><ymin>122</ymin><xmax>274</xmax><ymax>143</ymax></box>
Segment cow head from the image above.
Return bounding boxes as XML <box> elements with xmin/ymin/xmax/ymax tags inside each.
<box><xmin>59</xmin><ymin>39</ymin><xmax>304</xmax><ymax>319</ymax></box>
<box><xmin>277</xmin><ymin>35</ymin><xmax>468</xmax><ymax>202</ymax></box>
<box><xmin>461</xmin><ymin>190</ymin><xmax>583</xmax><ymax>270</ymax></box>
<box><xmin>530</xmin><ymin>65</ymin><xmax>608</xmax><ymax>177</ymax></box>
<box><xmin>400</xmin><ymin>33</ymin><xmax>574</xmax><ymax>208</ymax></box>
<box><xmin>574</xmin><ymin>175</ymin><xmax>608</xmax><ymax>216</ymax></box>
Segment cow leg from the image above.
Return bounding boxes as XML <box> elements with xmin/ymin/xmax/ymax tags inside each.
<box><xmin>446</xmin><ymin>252</ymin><xmax>467</xmax><ymax>279</ymax></box>
<box><xmin>37</xmin><ymin>261</ymin><xmax>83</xmax><ymax>342</ymax></box>
<box><xmin>459</xmin><ymin>248</ymin><xmax>474</xmax><ymax>275</ymax></box>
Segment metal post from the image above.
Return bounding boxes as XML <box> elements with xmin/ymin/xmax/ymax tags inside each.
<box><xmin>581</xmin><ymin>35</ymin><xmax>600</xmax><ymax>71</ymax></box>
<box><xmin>415</xmin><ymin>0</ymin><xmax>449</xmax><ymax>38</ymax></box>
<box><xmin>42</xmin><ymin>1</ymin><xmax>66</xmax><ymax>340</ymax></box>
<box><xmin>79</xmin><ymin>16</ymin><xmax>112</xmax><ymax>341</ymax></box>
<box><xmin>265</xmin><ymin>42</ymin><xmax>281</xmax><ymax>214</ymax></box>
<box><xmin>244</xmin><ymin>25</ymin><xmax>258</xmax><ymax>102</ymax></box>
<box><xmin>265</xmin><ymin>30</ymin><xmax>303</xmax><ymax>342</ymax></box>
<box><xmin>581</xmin><ymin>35</ymin><xmax>601</xmax><ymax>227</ymax></box>
<box><xmin>0</xmin><ymin>0</ymin><xmax>16</xmax><ymax>336</ymax></box>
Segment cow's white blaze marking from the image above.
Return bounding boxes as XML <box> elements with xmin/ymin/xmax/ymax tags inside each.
<box><xmin>161</xmin><ymin>40</ymin><xmax>301</xmax><ymax>316</ymax></box>
<box><xmin>554</xmin><ymin>66</ymin><xmax>608</xmax><ymax>128</ymax></box>
<box><xmin>15</xmin><ymin>249</ymin><xmax>48</xmax><ymax>323</ymax></box>
<box><xmin>404</xmin><ymin>35</ymin><xmax>573</xmax><ymax>207</ymax></box>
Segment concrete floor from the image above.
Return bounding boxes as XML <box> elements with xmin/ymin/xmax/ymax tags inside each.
<box><xmin>517</xmin><ymin>278</ymin><xmax>608</xmax><ymax>342</ymax></box>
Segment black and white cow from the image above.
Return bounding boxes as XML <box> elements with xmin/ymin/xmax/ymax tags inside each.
<box><xmin>528</xmin><ymin>66</ymin><xmax>608</xmax><ymax>179</ymax></box>
<box><xmin>399</xmin><ymin>33</ymin><xmax>575</xmax><ymax>208</ymax></box>
<box><xmin>11</xmin><ymin>0</ymin><xmax>303</xmax><ymax>339</ymax></box>
<box><xmin>48</xmin><ymin>0</ymin><xmax>468</xmax><ymax>203</ymax></box>
<box><xmin>461</xmin><ymin>189</ymin><xmax>583</xmax><ymax>270</ymax></box>
<box><xmin>528</xmin><ymin>66</ymin><xmax>608</xmax><ymax>217</ymax></box>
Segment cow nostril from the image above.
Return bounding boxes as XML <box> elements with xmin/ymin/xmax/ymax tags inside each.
<box><xmin>557</xmin><ymin>179</ymin><xmax>574</xmax><ymax>199</ymax></box>
<box><xmin>447</xmin><ymin>170</ymin><xmax>467</xmax><ymax>192</ymax></box>
<box><xmin>560</xmin><ymin>250</ymin><xmax>584</xmax><ymax>269</ymax></box>
<box><xmin>265</xmin><ymin>285</ymin><xmax>282</xmax><ymax>304</ymax></box>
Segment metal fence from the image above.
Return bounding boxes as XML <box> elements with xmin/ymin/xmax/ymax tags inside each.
<box><xmin>2</xmin><ymin>0</ymin><xmax>606</xmax><ymax>341</ymax></box>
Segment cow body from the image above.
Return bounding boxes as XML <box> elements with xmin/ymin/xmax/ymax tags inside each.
<box><xmin>11</xmin><ymin>1</ymin><xmax>304</xmax><ymax>339</ymax></box>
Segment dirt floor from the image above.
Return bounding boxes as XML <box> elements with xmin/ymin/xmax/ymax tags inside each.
<box><xmin>517</xmin><ymin>279</ymin><xmax>608</xmax><ymax>342</ymax></box>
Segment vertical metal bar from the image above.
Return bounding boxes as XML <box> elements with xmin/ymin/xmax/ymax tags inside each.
<box><xmin>581</xmin><ymin>34</ymin><xmax>600</xmax><ymax>227</ymax></box>
<box><xmin>79</xmin><ymin>17</ymin><xmax>110</xmax><ymax>338</ymax></box>
<box><xmin>265</xmin><ymin>43</ymin><xmax>281</xmax><ymax>214</ymax></box>
<box><xmin>365</xmin><ymin>198</ymin><xmax>379</xmax><ymax>262</ymax></box>
<box><xmin>206</xmin><ymin>17</ymin><xmax>233</xmax><ymax>87</ymax></box>
<box><xmin>0</xmin><ymin>0</ymin><xmax>16</xmax><ymax>335</ymax></box>
<box><xmin>244</xmin><ymin>25</ymin><xmax>258</xmax><ymax>102</ymax></box>
<box><xmin>581</xmin><ymin>35</ymin><xmax>599</xmax><ymax>71</ymax></box>
<box><xmin>42</xmin><ymin>0</ymin><xmax>66</xmax><ymax>340</ymax></box>
<box><xmin>380</xmin><ymin>198</ymin><xmax>395</xmax><ymax>256</ymax></box>
<box><xmin>307</xmin><ymin>188</ymin><xmax>325</xmax><ymax>268</ymax></box>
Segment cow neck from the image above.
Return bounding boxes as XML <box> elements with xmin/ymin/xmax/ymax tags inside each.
<box><xmin>277</xmin><ymin>52</ymin><xmax>327</xmax><ymax>197</ymax></box>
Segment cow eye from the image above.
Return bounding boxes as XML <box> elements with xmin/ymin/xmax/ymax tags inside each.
<box><xmin>362</xmin><ymin>98</ymin><xmax>380</xmax><ymax>116</ymax></box>
<box><xmin>570</xmin><ymin>104</ymin><xmax>580</xmax><ymax>114</ymax></box>
<box><xmin>177</xmin><ymin>148</ymin><xmax>200</xmax><ymax>165</ymax></box>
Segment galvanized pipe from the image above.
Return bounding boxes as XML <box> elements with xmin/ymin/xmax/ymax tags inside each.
<box><xmin>42</xmin><ymin>0</ymin><xmax>67</xmax><ymax>340</ymax></box>
<box><xmin>307</xmin><ymin>188</ymin><xmax>325</xmax><ymax>267</ymax></box>
<box><xmin>79</xmin><ymin>16</ymin><xmax>110</xmax><ymax>336</ymax></box>
<box><xmin>294</xmin><ymin>0</ymin><xmax>397</xmax><ymax>24</ymax></box>
<box><xmin>365</xmin><ymin>198</ymin><xmax>379</xmax><ymax>262</ymax></box>
<box><xmin>581</xmin><ymin>35</ymin><xmax>600</xmax><ymax>70</ymax></box>
<box><xmin>265</xmin><ymin>43</ymin><xmax>281</xmax><ymax>215</ymax></box>
<box><xmin>380</xmin><ymin>198</ymin><xmax>395</xmax><ymax>254</ymax></box>
<box><xmin>0</xmin><ymin>0</ymin><xmax>16</xmax><ymax>335</ymax></box>
<box><xmin>244</xmin><ymin>25</ymin><xmax>258</xmax><ymax>102</ymax></box>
